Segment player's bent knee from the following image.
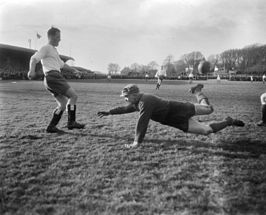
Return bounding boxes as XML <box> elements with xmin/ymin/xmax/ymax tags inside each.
<box><xmin>57</xmin><ymin>105</ymin><xmax>66</xmax><ymax>112</ymax></box>
<box><xmin>69</xmin><ymin>94</ymin><xmax>78</xmax><ymax>103</ymax></box>
<box><xmin>201</xmin><ymin>127</ymin><xmax>213</xmax><ymax>135</ymax></box>
<box><xmin>203</xmin><ymin>105</ymin><xmax>214</xmax><ymax>115</ymax></box>
<box><xmin>207</xmin><ymin>105</ymin><xmax>214</xmax><ymax>114</ymax></box>
<box><xmin>194</xmin><ymin>104</ymin><xmax>214</xmax><ymax>115</ymax></box>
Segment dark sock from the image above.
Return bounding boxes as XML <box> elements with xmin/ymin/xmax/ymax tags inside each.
<box><xmin>262</xmin><ymin>104</ymin><xmax>266</xmax><ymax>123</ymax></box>
<box><xmin>67</xmin><ymin>104</ymin><xmax>85</xmax><ymax>129</ymax></box>
<box><xmin>67</xmin><ymin>104</ymin><xmax>76</xmax><ymax>123</ymax></box>
<box><xmin>209</xmin><ymin>121</ymin><xmax>228</xmax><ymax>133</ymax></box>
<box><xmin>48</xmin><ymin>109</ymin><xmax>63</xmax><ymax>126</ymax></box>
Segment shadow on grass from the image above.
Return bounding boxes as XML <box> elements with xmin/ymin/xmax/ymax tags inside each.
<box><xmin>153</xmin><ymin>138</ymin><xmax>266</xmax><ymax>159</ymax></box>
<box><xmin>88</xmin><ymin>133</ymin><xmax>266</xmax><ymax>159</ymax></box>
<box><xmin>215</xmin><ymin>139</ymin><xmax>266</xmax><ymax>158</ymax></box>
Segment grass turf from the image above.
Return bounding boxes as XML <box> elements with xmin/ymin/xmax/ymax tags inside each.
<box><xmin>1</xmin><ymin>79</ymin><xmax>266</xmax><ymax>214</ymax></box>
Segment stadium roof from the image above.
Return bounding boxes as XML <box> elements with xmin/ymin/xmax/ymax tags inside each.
<box><xmin>0</xmin><ymin>43</ymin><xmax>74</xmax><ymax>62</ymax></box>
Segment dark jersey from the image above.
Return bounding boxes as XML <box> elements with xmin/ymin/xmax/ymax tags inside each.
<box><xmin>109</xmin><ymin>93</ymin><xmax>195</xmax><ymax>143</ymax></box>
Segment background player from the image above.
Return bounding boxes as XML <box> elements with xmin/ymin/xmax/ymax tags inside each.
<box><xmin>257</xmin><ymin>92</ymin><xmax>266</xmax><ymax>126</ymax></box>
<box><xmin>155</xmin><ymin>65</ymin><xmax>167</xmax><ymax>90</ymax></box>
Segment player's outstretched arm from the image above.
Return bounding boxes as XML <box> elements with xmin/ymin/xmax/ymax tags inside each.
<box><xmin>97</xmin><ymin>105</ymin><xmax>136</xmax><ymax>118</ymax></box>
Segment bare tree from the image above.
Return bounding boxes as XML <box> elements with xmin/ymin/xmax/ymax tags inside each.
<box><xmin>120</xmin><ymin>66</ymin><xmax>131</xmax><ymax>76</ymax></box>
<box><xmin>147</xmin><ymin>61</ymin><xmax>159</xmax><ymax>71</ymax></box>
<box><xmin>163</xmin><ymin>55</ymin><xmax>174</xmax><ymax>66</ymax></box>
<box><xmin>181</xmin><ymin>51</ymin><xmax>205</xmax><ymax>74</ymax></box>
<box><xmin>130</xmin><ymin>63</ymin><xmax>141</xmax><ymax>73</ymax></box>
<box><xmin>173</xmin><ymin>59</ymin><xmax>187</xmax><ymax>75</ymax></box>
<box><xmin>108</xmin><ymin>63</ymin><xmax>120</xmax><ymax>75</ymax></box>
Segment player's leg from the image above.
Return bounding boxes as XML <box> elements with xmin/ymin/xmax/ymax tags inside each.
<box><xmin>187</xmin><ymin>118</ymin><xmax>213</xmax><ymax>135</ymax></box>
<box><xmin>156</xmin><ymin>82</ymin><xmax>159</xmax><ymax>90</ymax></box>
<box><xmin>158</xmin><ymin>78</ymin><xmax>162</xmax><ymax>88</ymax></box>
<box><xmin>257</xmin><ymin>93</ymin><xmax>266</xmax><ymax>126</ymax></box>
<box><xmin>64</xmin><ymin>87</ymin><xmax>85</xmax><ymax>129</ymax></box>
<box><xmin>46</xmin><ymin>95</ymin><xmax>68</xmax><ymax>133</ymax></box>
<box><xmin>194</xmin><ymin>103</ymin><xmax>213</xmax><ymax>116</ymax></box>
<box><xmin>156</xmin><ymin>78</ymin><xmax>160</xmax><ymax>90</ymax></box>
<box><xmin>189</xmin><ymin>84</ymin><xmax>209</xmax><ymax>104</ymax></box>
<box><xmin>189</xmin><ymin>84</ymin><xmax>213</xmax><ymax>115</ymax></box>
<box><xmin>187</xmin><ymin>117</ymin><xmax>244</xmax><ymax>135</ymax></box>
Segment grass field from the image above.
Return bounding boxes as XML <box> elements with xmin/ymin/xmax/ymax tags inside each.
<box><xmin>1</xmin><ymin>79</ymin><xmax>266</xmax><ymax>215</ymax></box>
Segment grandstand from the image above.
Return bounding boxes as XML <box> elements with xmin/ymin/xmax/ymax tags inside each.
<box><xmin>0</xmin><ymin>43</ymin><xmax>74</xmax><ymax>80</ymax></box>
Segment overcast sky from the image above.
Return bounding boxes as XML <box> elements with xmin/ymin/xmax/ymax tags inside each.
<box><xmin>1</xmin><ymin>0</ymin><xmax>266</xmax><ymax>73</ymax></box>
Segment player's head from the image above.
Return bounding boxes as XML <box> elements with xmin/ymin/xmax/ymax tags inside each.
<box><xmin>47</xmin><ymin>27</ymin><xmax>61</xmax><ymax>47</ymax></box>
<box><xmin>120</xmin><ymin>84</ymin><xmax>140</xmax><ymax>103</ymax></box>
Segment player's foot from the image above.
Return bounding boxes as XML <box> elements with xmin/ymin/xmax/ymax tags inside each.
<box><xmin>225</xmin><ymin>116</ymin><xmax>245</xmax><ymax>127</ymax></box>
<box><xmin>257</xmin><ymin>121</ymin><xmax>266</xmax><ymax>126</ymax></box>
<box><xmin>189</xmin><ymin>84</ymin><xmax>204</xmax><ymax>94</ymax></box>
<box><xmin>125</xmin><ymin>142</ymin><xmax>139</xmax><ymax>148</ymax></box>
<box><xmin>46</xmin><ymin>126</ymin><xmax>64</xmax><ymax>133</ymax></box>
<box><xmin>68</xmin><ymin>121</ymin><xmax>85</xmax><ymax>130</ymax></box>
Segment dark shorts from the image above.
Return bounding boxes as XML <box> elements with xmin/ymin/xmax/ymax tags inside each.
<box><xmin>44</xmin><ymin>70</ymin><xmax>71</xmax><ymax>97</ymax></box>
<box><xmin>163</xmin><ymin>101</ymin><xmax>195</xmax><ymax>132</ymax></box>
<box><xmin>158</xmin><ymin>75</ymin><xmax>164</xmax><ymax>81</ymax></box>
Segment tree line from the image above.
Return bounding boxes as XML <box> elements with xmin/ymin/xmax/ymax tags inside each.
<box><xmin>108</xmin><ymin>44</ymin><xmax>266</xmax><ymax>78</ymax></box>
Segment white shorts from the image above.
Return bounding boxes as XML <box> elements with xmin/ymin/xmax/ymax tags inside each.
<box><xmin>261</xmin><ymin>93</ymin><xmax>266</xmax><ymax>105</ymax></box>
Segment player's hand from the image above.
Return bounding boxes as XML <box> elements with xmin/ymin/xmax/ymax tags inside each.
<box><xmin>27</xmin><ymin>71</ymin><xmax>36</xmax><ymax>80</ymax></box>
<box><xmin>125</xmin><ymin>141</ymin><xmax>139</xmax><ymax>149</ymax></box>
<box><xmin>97</xmin><ymin>111</ymin><xmax>110</xmax><ymax>118</ymax></box>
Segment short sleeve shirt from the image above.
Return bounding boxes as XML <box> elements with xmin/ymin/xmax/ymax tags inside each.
<box><xmin>32</xmin><ymin>44</ymin><xmax>64</xmax><ymax>75</ymax></box>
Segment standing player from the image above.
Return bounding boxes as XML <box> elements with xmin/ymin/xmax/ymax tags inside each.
<box><xmin>257</xmin><ymin>92</ymin><xmax>266</xmax><ymax>126</ymax></box>
<box><xmin>28</xmin><ymin>27</ymin><xmax>85</xmax><ymax>133</ymax></box>
<box><xmin>155</xmin><ymin>65</ymin><xmax>167</xmax><ymax>90</ymax></box>
<box><xmin>217</xmin><ymin>74</ymin><xmax>221</xmax><ymax>84</ymax></box>
<box><xmin>98</xmin><ymin>84</ymin><xmax>244</xmax><ymax>148</ymax></box>
<box><xmin>145</xmin><ymin>73</ymin><xmax>149</xmax><ymax>82</ymax></box>
<box><xmin>188</xmin><ymin>72</ymin><xmax>194</xmax><ymax>84</ymax></box>
<box><xmin>107</xmin><ymin>74</ymin><xmax>112</xmax><ymax>82</ymax></box>
<box><xmin>250</xmin><ymin>75</ymin><xmax>253</xmax><ymax>82</ymax></box>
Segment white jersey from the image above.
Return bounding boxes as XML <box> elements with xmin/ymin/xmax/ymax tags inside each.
<box><xmin>155</xmin><ymin>68</ymin><xmax>167</xmax><ymax>78</ymax></box>
<box><xmin>31</xmin><ymin>44</ymin><xmax>64</xmax><ymax>75</ymax></box>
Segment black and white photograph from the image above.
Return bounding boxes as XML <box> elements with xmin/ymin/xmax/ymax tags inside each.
<box><xmin>1</xmin><ymin>0</ymin><xmax>266</xmax><ymax>214</ymax></box>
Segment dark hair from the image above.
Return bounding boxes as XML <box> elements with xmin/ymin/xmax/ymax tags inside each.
<box><xmin>47</xmin><ymin>27</ymin><xmax>60</xmax><ymax>37</ymax></box>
